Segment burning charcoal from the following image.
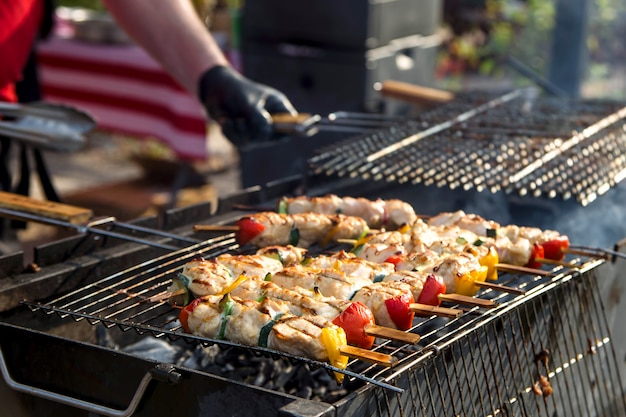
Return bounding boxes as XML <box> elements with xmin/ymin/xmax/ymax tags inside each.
<box><xmin>24</xmin><ymin>263</ymin><xmax>40</xmax><ymax>273</ymax></box>
<box><xmin>274</xmin><ymin>364</ymin><xmax>298</xmax><ymax>390</ymax></box>
<box><xmin>532</xmin><ymin>375</ymin><xmax>553</xmax><ymax>397</ymax></box>
<box><xmin>253</xmin><ymin>361</ymin><xmax>270</xmax><ymax>386</ymax></box>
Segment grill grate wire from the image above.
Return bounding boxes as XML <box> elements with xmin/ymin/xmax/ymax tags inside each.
<box><xmin>18</xmin><ymin>222</ymin><xmax>626</xmax><ymax>416</ymax></box>
<box><xmin>309</xmin><ymin>90</ymin><xmax>626</xmax><ymax>206</ymax></box>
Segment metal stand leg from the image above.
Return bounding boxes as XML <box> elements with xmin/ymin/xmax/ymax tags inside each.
<box><xmin>548</xmin><ymin>0</ymin><xmax>590</xmax><ymax>98</ymax></box>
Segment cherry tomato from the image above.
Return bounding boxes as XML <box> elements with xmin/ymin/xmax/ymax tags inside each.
<box><xmin>384</xmin><ymin>291</ymin><xmax>415</xmax><ymax>330</ymax></box>
<box><xmin>235</xmin><ymin>218</ymin><xmax>266</xmax><ymax>246</ymax></box>
<box><xmin>416</xmin><ymin>274</ymin><xmax>446</xmax><ymax>306</ymax></box>
<box><xmin>179</xmin><ymin>297</ymin><xmax>202</xmax><ymax>333</ymax></box>
<box><xmin>541</xmin><ymin>236</ymin><xmax>569</xmax><ymax>261</ymax></box>
<box><xmin>332</xmin><ymin>301</ymin><xmax>376</xmax><ymax>349</ymax></box>
<box><xmin>525</xmin><ymin>243</ymin><xmax>545</xmax><ymax>269</ymax></box>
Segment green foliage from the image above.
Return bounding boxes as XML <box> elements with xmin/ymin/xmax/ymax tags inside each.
<box><xmin>56</xmin><ymin>0</ymin><xmax>105</xmax><ymax>10</ymax></box>
<box><xmin>438</xmin><ymin>0</ymin><xmax>625</xmax><ymax>81</ymax></box>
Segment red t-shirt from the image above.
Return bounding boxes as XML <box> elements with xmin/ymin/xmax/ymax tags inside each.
<box><xmin>0</xmin><ymin>0</ymin><xmax>43</xmax><ymax>102</ymax></box>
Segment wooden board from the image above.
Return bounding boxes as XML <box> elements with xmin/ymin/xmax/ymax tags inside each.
<box><xmin>0</xmin><ymin>191</ymin><xmax>93</xmax><ymax>224</ymax></box>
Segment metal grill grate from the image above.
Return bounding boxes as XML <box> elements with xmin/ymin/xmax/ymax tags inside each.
<box><xmin>20</xmin><ymin>227</ymin><xmax>626</xmax><ymax>416</ymax></box>
<box><xmin>309</xmin><ymin>89</ymin><xmax>626</xmax><ymax>206</ymax></box>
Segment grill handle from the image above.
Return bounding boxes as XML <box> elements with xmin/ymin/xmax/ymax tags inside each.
<box><xmin>0</xmin><ymin>347</ymin><xmax>180</xmax><ymax>417</ymax></box>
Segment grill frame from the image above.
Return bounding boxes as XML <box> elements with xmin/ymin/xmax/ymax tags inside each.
<box><xmin>0</xmin><ymin>179</ymin><xmax>624</xmax><ymax>416</ymax></box>
<box><xmin>1</xmin><ymin>146</ymin><xmax>626</xmax><ymax>416</ymax></box>
<box><xmin>3</xmin><ymin>239</ymin><xmax>626</xmax><ymax>417</ymax></box>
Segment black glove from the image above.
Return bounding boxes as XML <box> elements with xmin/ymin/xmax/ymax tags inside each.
<box><xmin>198</xmin><ymin>65</ymin><xmax>297</xmax><ymax>148</ymax></box>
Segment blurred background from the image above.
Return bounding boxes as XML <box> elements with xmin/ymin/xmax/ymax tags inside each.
<box><xmin>6</xmin><ymin>0</ymin><xmax>626</xmax><ymax>252</ymax></box>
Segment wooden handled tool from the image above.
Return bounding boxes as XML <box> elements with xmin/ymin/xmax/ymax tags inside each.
<box><xmin>271</xmin><ymin>113</ymin><xmax>320</xmax><ymax>135</ymax></box>
<box><xmin>376</xmin><ymin>80</ymin><xmax>454</xmax><ymax>107</ymax></box>
<box><xmin>0</xmin><ymin>191</ymin><xmax>93</xmax><ymax>224</ymax></box>
<box><xmin>0</xmin><ymin>191</ymin><xmax>200</xmax><ymax>250</ymax></box>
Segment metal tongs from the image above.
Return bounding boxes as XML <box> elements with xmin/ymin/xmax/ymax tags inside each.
<box><xmin>272</xmin><ymin>111</ymin><xmax>406</xmax><ymax>137</ymax></box>
<box><xmin>0</xmin><ymin>101</ymin><xmax>96</xmax><ymax>152</ymax></box>
<box><xmin>271</xmin><ymin>81</ymin><xmax>455</xmax><ymax>137</ymax></box>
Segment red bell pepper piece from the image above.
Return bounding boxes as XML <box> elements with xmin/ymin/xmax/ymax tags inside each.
<box><xmin>525</xmin><ymin>243</ymin><xmax>545</xmax><ymax>269</ymax></box>
<box><xmin>384</xmin><ymin>291</ymin><xmax>415</xmax><ymax>330</ymax></box>
<box><xmin>383</xmin><ymin>255</ymin><xmax>404</xmax><ymax>268</ymax></box>
<box><xmin>179</xmin><ymin>297</ymin><xmax>203</xmax><ymax>333</ymax></box>
<box><xmin>541</xmin><ymin>236</ymin><xmax>569</xmax><ymax>261</ymax></box>
<box><xmin>416</xmin><ymin>274</ymin><xmax>446</xmax><ymax>306</ymax></box>
<box><xmin>332</xmin><ymin>301</ymin><xmax>376</xmax><ymax>349</ymax></box>
<box><xmin>235</xmin><ymin>217</ymin><xmax>266</xmax><ymax>246</ymax></box>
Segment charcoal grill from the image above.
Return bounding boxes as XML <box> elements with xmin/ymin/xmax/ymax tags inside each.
<box><xmin>1</xmin><ymin>175</ymin><xmax>625</xmax><ymax>417</ymax></box>
<box><xmin>309</xmin><ymin>88</ymin><xmax>626</xmax><ymax>206</ymax></box>
<box><xmin>1</xmin><ymin>87</ymin><xmax>626</xmax><ymax>416</ymax></box>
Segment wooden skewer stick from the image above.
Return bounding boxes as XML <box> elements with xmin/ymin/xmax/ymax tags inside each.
<box><xmin>194</xmin><ymin>224</ymin><xmax>239</xmax><ymax>232</ymax></box>
<box><xmin>438</xmin><ymin>293</ymin><xmax>498</xmax><ymax>308</ymax></box>
<box><xmin>148</xmin><ymin>288</ymin><xmax>187</xmax><ymax>303</ymax></box>
<box><xmin>496</xmin><ymin>263</ymin><xmax>551</xmax><ymax>276</ymax></box>
<box><xmin>474</xmin><ymin>281</ymin><xmax>526</xmax><ymax>295</ymax></box>
<box><xmin>411</xmin><ymin>303</ymin><xmax>463</xmax><ymax>319</ymax></box>
<box><xmin>336</xmin><ymin>238</ymin><xmax>359</xmax><ymax>245</ymax></box>
<box><xmin>339</xmin><ymin>345</ymin><xmax>398</xmax><ymax>367</ymax></box>
<box><xmin>563</xmin><ymin>247</ymin><xmax>611</xmax><ymax>260</ymax></box>
<box><xmin>364</xmin><ymin>324</ymin><xmax>420</xmax><ymax>345</ymax></box>
<box><xmin>535</xmin><ymin>257</ymin><xmax>579</xmax><ymax>268</ymax></box>
<box><xmin>231</xmin><ymin>203</ymin><xmax>274</xmax><ymax>212</ymax></box>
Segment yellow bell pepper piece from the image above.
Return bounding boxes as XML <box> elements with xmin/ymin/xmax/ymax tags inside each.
<box><xmin>217</xmin><ymin>274</ymin><xmax>249</xmax><ymax>296</ymax></box>
<box><xmin>398</xmin><ymin>223</ymin><xmax>411</xmax><ymax>234</ymax></box>
<box><xmin>479</xmin><ymin>246</ymin><xmax>499</xmax><ymax>281</ymax></box>
<box><xmin>454</xmin><ymin>265</ymin><xmax>489</xmax><ymax>296</ymax></box>
<box><xmin>321</xmin><ymin>326</ymin><xmax>349</xmax><ymax>383</ymax></box>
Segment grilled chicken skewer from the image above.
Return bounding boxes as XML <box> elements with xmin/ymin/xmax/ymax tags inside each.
<box><xmin>277</xmin><ymin>194</ymin><xmax>417</xmax><ymax>230</ymax></box>
<box><xmin>179</xmin><ymin>256</ymin><xmax>418</xmax><ymax>348</ymax></box>
<box><xmin>238</xmin><ymin>248</ymin><xmax>460</xmax><ymax>312</ymax></box>
<box><xmin>426</xmin><ymin>210</ymin><xmax>570</xmax><ymax>265</ymax></box>
<box><xmin>354</xmin><ymin>242</ymin><xmax>491</xmax><ymax>296</ymax></box>
<box><xmin>354</xmin><ymin>226</ymin><xmax>500</xmax><ymax>281</ymax></box>
<box><xmin>275</xmin><ymin>195</ymin><xmax>570</xmax><ymax>263</ymax></box>
<box><xmin>361</xmin><ymin>217</ymin><xmax>558</xmax><ymax>270</ymax></box>
<box><xmin>180</xmin><ymin>254</ymin><xmax>419</xmax><ymax>332</ymax></box>
<box><xmin>196</xmin><ymin>209</ymin><xmax>563</xmax><ymax>271</ymax></box>
<box><xmin>263</xmin><ymin>243</ymin><xmax>508</xmax><ymax>300</ymax></box>
<box><xmin>269</xmin><ymin>264</ymin><xmax>418</xmax><ymax>330</ymax></box>
<box><xmin>261</xmin><ymin>246</ymin><xmax>497</xmax><ymax>311</ymax></box>
<box><xmin>179</xmin><ymin>293</ymin><xmax>396</xmax><ymax>383</ymax></box>
<box><xmin>233</xmin><ymin>212</ymin><xmax>370</xmax><ymax>248</ymax></box>
<box><xmin>259</xmin><ymin>246</ymin><xmax>447</xmax><ymax>307</ymax></box>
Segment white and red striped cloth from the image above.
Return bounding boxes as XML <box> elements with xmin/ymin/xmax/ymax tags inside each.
<box><xmin>37</xmin><ymin>35</ymin><xmax>209</xmax><ymax>161</ymax></box>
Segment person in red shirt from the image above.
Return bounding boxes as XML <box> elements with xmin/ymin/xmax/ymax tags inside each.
<box><xmin>0</xmin><ymin>0</ymin><xmax>43</xmax><ymax>103</ymax></box>
<box><xmin>1</xmin><ymin>0</ymin><xmax>297</xmax><ymax>147</ymax></box>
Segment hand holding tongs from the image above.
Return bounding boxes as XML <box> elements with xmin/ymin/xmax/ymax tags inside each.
<box><xmin>272</xmin><ymin>111</ymin><xmax>406</xmax><ymax>137</ymax></box>
<box><xmin>0</xmin><ymin>101</ymin><xmax>96</xmax><ymax>152</ymax></box>
<box><xmin>271</xmin><ymin>81</ymin><xmax>454</xmax><ymax>136</ymax></box>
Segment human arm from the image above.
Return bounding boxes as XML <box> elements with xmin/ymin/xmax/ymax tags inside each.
<box><xmin>102</xmin><ymin>0</ymin><xmax>297</xmax><ymax>146</ymax></box>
